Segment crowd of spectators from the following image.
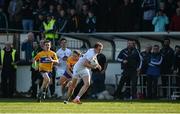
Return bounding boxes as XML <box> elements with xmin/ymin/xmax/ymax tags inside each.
<box><xmin>0</xmin><ymin>0</ymin><xmax>180</xmax><ymax>33</ymax></box>
<box><xmin>114</xmin><ymin>39</ymin><xmax>180</xmax><ymax>100</ymax></box>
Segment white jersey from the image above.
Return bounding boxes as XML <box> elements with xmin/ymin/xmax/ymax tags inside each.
<box><xmin>73</xmin><ymin>48</ymin><xmax>97</xmax><ymax>71</ymax></box>
<box><xmin>56</xmin><ymin>48</ymin><xmax>72</xmax><ymax>71</ymax></box>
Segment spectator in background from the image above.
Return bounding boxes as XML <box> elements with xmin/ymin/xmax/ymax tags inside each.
<box><xmin>29</xmin><ymin>41</ymin><xmax>41</xmax><ymax>98</ymax></box>
<box><xmin>95</xmin><ymin>0</ymin><xmax>115</xmax><ymax>32</ymax></box>
<box><xmin>114</xmin><ymin>40</ymin><xmax>142</xmax><ymax>100</ymax></box>
<box><xmin>141</xmin><ymin>0</ymin><xmax>156</xmax><ymax>31</ymax></box>
<box><xmin>47</xmin><ymin>4</ymin><xmax>56</xmax><ymax>18</ymax></box>
<box><xmin>1</xmin><ymin>0</ymin><xmax>10</xmax><ymax>16</ymax></box>
<box><xmin>141</xmin><ymin>44</ymin><xmax>152</xmax><ymax>74</ymax></box>
<box><xmin>140</xmin><ymin>44</ymin><xmax>152</xmax><ymax>97</ymax></box>
<box><xmin>55</xmin><ymin>4</ymin><xmax>63</xmax><ymax>19</ymax></box>
<box><xmin>41</xmin><ymin>13</ymin><xmax>58</xmax><ymax>45</ymax></box>
<box><xmin>130</xmin><ymin>0</ymin><xmax>143</xmax><ymax>31</ymax></box>
<box><xmin>33</xmin><ymin>0</ymin><xmax>46</xmax><ymax>16</ymax></box>
<box><xmin>158</xmin><ymin>1</ymin><xmax>172</xmax><ymax>30</ymax></box>
<box><xmin>160</xmin><ymin>38</ymin><xmax>174</xmax><ymax>97</ymax></box>
<box><xmin>174</xmin><ymin>45</ymin><xmax>180</xmax><ymax>91</ymax></box>
<box><xmin>86</xmin><ymin>11</ymin><xmax>96</xmax><ymax>32</ymax></box>
<box><xmin>86</xmin><ymin>0</ymin><xmax>98</xmax><ymax>16</ymax></box>
<box><xmin>29</xmin><ymin>40</ymin><xmax>45</xmax><ymax>98</ymax></box>
<box><xmin>67</xmin><ymin>8</ymin><xmax>80</xmax><ymax>32</ymax></box>
<box><xmin>56</xmin><ymin>4</ymin><xmax>63</xmax><ymax>14</ymax></box>
<box><xmin>174</xmin><ymin>45</ymin><xmax>180</xmax><ymax>74</ymax></box>
<box><xmin>8</xmin><ymin>0</ymin><xmax>23</xmax><ymax>30</ymax></box>
<box><xmin>117</xmin><ymin>0</ymin><xmax>137</xmax><ymax>32</ymax></box>
<box><xmin>21</xmin><ymin>32</ymin><xmax>34</xmax><ymax>63</ymax></box>
<box><xmin>0</xmin><ymin>42</ymin><xmax>19</xmax><ymax>98</ymax></box>
<box><xmin>169</xmin><ymin>8</ymin><xmax>180</xmax><ymax>31</ymax></box>
<box><xmin>21</xmin><ymin>0</ymin><xmax>34</xmax><ymax>33</ymax></box>
<box><xmin>57</xmin><ymin>0</ymin><xmax>70</xmax><ymax>10</ymax></box>
<box><xmin>90</xmin><ymin>53</ymin><xmax>107</xmax><ymax>98</ymax></box>
<box><xmin>79</xmin><ymin>3</ymin><xmax>89</xmax><ymax>32</ymax></box>
<box><xmin>160</xmin><ymin>38</ymin><xmax>174</xmax><ymax>74</ymax></box>
<box><xmin>75</xmin><ymin>0</ymin><xmax>84</xmax><ymax>13</ymax></box>
<box><xmin>56</xmin><ymin>9</ymin><xmax>68</xmax><ymax>33</ymax></box>
<box><xmin>146</xmin><ymin>45</ymin><xmax>162</xmax><ymax>99</ymax></box>
<box><xmin>165</xmin><ymin>0</ymin><xmax>176</xmax><ymax>22</ymax></box>
<box><xmin>34</xmin><ymin>12</ymin><xmax>45</xmax><ymax>39</ymax></box>
<box><xmin>0</xmin><ymin>7</ymin><xmax>7</xmax><ymax>32</ymax></box>
<box><xmin>33</xmin><ymin>0</ymin><xmax>46</xmax><ymax>38</ymax></box>
<box><xmin>159</xmin><ymin>2</ymin><xmax>166</xmax><ymax>16</ymax></box>
<box><xmin>152</xmin><ymin>10</ymin><xmax>169</xmax><ymax>32</ymax></box>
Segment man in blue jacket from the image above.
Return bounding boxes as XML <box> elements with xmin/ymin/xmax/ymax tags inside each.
<box><xmin>146</xmin><ymin>45</ymin><xmax>162</xmax><ymax>99</ymax></box>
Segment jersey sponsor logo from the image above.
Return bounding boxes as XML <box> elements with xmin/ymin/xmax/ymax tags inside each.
<box><xmin>40</xmin><ymin>57</ymin><xmax>51</xmax><ymax>63</ymax></box>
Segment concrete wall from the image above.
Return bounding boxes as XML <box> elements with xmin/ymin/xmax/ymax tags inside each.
<box><xmin>0</xmin><ymin>63</ymin><xmax>121</xmax><ymax>93</ymax></box>
<box><xmin>16</xmin><ymin>66</ymin><xmax>31</xmax><ymax>92</ymax></box>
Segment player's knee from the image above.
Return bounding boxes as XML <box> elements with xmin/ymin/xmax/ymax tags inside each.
<box><xmin>69</xmin><ymin>86</ymin><xmax>74</xmax><ymax>91</ymax></box>
<box><xmin>69</xmin><ymin>83</ymin><xmax>75</xmax><ymax>90</ymax></box>
<box><xmin>65</xmin><ymin>80</ymin><xmax>71</xmax><ymax>88</ymax></box>
<box><xmin>44</xmin><ymin>77</ymin><xmax>50</xmax><ymax>83</ymax></box>
<box><xmin>60</xmin><ymin>77</ymin><xmax>67</xmax><ymax>85</ymax></box>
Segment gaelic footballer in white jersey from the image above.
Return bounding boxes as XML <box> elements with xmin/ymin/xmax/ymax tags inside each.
<box><xmin>64</xmin><ymin>42</ymin><xmax>103</xmax><ymax>104</ymax></box>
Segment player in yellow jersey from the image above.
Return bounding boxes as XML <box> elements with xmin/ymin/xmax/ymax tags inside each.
<box><xmin>34</xmin><ymin>40</ymin><xmax>58</xmax><ymax>102</ymax></box>
<box><xmin>57</xmin><ymin>50</ymin><xmax>81</xmax><ymax>103</ymax></box>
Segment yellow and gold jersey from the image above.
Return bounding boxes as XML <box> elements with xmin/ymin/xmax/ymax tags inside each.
<box><xmin>34</xmin><ymin>50</ymin><xmax>58</xmax><ymax>72</ymax></box>
<box><xmin>66</xmin><ymin>56</ymin><xmax>78</xmax><ymax>72</ymax></box>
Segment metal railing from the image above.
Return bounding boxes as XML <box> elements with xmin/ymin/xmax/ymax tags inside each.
<box><xmin>115</xmin><ymin>74</ymin><xmax>180</xmax><ymax>99</ymax></box>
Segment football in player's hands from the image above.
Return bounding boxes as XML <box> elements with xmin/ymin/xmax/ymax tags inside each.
<box><xmin>90</xmin><ymin>57</ymin><xmax>98</xmax><ymax>66</ymax></box>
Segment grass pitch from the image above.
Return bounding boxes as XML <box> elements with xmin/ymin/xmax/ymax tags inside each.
<box><xmin>0</xmin><ymin>98</ymin><xmax>180</xmax><ymax>113</ymax></box>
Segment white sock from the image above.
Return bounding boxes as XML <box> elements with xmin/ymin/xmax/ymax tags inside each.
<box><xmin>75</xmin><ymin>96</ymin><xmax>80</xmax><ymax>100</ymax></box>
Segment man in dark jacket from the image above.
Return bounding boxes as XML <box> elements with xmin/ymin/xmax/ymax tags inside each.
<box><xmin>160</xmin><ymin>38</ymin><xmax>174</xmax><ymax>97</ymax></box>
<box><xmin>174</xmin><ymin>45</ymin><xmax>180</xmax><ymax>91</ymax></box>
<box><xmin>114</xmin><ymin>40</ymin><xmax>142</xmax><ymax>99</ymax></box>
<box><xmin>0</xmin><ymin>42</ymin><xmax>19</xmax><ymax>98</ymax></box>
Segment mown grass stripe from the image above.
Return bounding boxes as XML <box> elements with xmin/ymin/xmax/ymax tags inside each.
<box><xmin>0</xmin><ymin>99</ymin><xmax>180</xmax><ymax>113</ymax></box>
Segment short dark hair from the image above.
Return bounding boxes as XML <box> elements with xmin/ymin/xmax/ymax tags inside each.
<box><xmin>153</xmin><ymin>44</ymin><xmax>159</xmax><ymax>48</ymax></box>
<box><xmin>73</xmin><ymin>50</ymin><xmax>81</xmax><ymax>56</ymax></box>
<box><xmin>60</xmin><ymin>38</ymin><xmax>67</xmax><ymax>42</ymax></box>
<box><xmin>164</xmin><ymin>38</ymin><xmax>170</xmax><ymax>42</ymax></box>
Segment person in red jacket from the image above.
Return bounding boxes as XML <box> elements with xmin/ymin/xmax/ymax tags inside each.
<box><xmin>169</xmin><ymin>8</ymin><xmax>180</xmax><ymax>31</ymax></box>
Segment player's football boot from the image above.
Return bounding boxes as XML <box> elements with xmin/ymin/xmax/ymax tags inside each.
<box><xmin>63</xmin><ymin>100</ymin><xmax>69</xmax><ymax>104</ymax></box>
<box><xmin>72</xmin><ymin>99</ymin><xmax>82</xmax><ymax>104</ymax></box>
<box><xmin>37</xmin><ymin>92</ymin><xmax>42</xmax><ymax>102</ymax></box>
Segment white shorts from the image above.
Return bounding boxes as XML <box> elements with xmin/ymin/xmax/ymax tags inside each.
<box><xmin>56</xmin><ymin>69</ymin><xmax>65</xmax><ymax>79</ymax></box>
<box><xmin>40</xmin><ymin>72</ymin><xmax>51</xmax><ymax>78</ymax></box>
<box><xmin>73</xmin><ymin>68</ymin><xmax>91</xmax><ymax>79</ymax></box>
